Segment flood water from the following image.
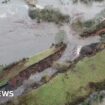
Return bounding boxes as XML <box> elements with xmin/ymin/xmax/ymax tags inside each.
<box><xmin>0</xmin><ymin>0</ymin><xmax>105</xmax><ymax>65</ymax></box>
<box><xmin>0</xmin><ymin>0</ymin><xmax>59</xmax><ymax>65</ymax></box>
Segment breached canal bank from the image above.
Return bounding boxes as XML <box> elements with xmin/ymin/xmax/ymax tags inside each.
<box><xmin>0</xmin><ymin>43</ymin><xmax>66</xmax><ymax>91</ymax></box>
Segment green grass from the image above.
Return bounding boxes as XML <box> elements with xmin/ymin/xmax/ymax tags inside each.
<box><xmin>10</xmin><ymin>50</ymin><xmax>105</xmax><ymax>105</ymax></box>
<box><xmin>25</xmin><ymin>48</ymin><xmax>55</xmax><ymax>66</ymax></box>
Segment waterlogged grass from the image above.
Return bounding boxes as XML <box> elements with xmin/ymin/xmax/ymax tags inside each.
<box><xmin>11</xmin><ymin>50</ymin><xmax>105</xmax><ymax>105</ymax></box>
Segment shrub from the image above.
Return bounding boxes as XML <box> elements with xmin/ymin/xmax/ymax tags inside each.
<box><xmin>28</xmin><ymin>8</ymin><xmax>70</xmax><ymax>24</ymax></box>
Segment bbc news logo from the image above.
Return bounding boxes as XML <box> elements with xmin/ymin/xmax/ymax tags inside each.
<box><xmin>0</xmin><ymin>91</ymin><xmax>14</xmax><ymax>97</ymax></box>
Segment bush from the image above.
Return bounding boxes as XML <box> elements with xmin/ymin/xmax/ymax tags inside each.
<box><xmin>28</xmin><ymin>8</ymin><xmax>70</xmax><ymax>24</ymax></box>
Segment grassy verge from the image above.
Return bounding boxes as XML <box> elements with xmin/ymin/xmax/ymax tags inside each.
<box><xmin>25</xmin><ymin>48</ymin><xmax>55</xmax><ymax>66</ymax></box>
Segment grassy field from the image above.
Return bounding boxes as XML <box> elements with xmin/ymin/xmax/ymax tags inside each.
<box><xmin>8</xmin><ymin>50</ymin><xmax>105</xmax><ymax>105</ymax></box>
